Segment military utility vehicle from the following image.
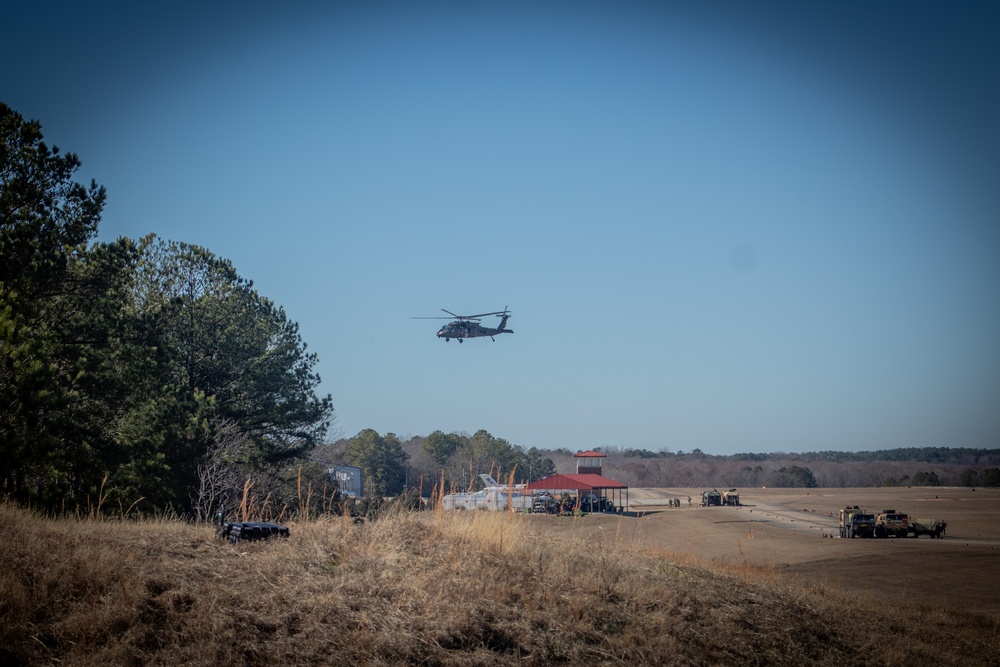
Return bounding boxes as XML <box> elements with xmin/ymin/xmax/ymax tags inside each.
<box><xmin>838</xmin><ymin>506</ymin><xmax>876</xmax><ymax>538</ymax></box>
<box><xmin>874</xmin><ymin>510</ymin><xmax>909</xmax><ymax>538</ymax></box>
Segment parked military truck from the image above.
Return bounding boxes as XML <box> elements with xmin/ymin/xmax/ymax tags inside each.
<box><xmin>839</xmin><ymin>505</ymin><xmax>876</xmax><ymax>538</ymax></box>
<box><xmin>874</xmin><ymin>510</ymin><xmax>909</xmax><ymax>538</ymax></box>
<box><xmin>701</xmin><ymin>489</ymin><xmax>722</xmax><ymax>506</ymax></box>
<box><xmin>909</xmin><ymin>518</ymin><xmax>947</xmax><ymax>538</ymax></box>
<box><xmin>721</xmin><ymin>488</ymin><xmax>741</xmax><ymax>506</ymax></box>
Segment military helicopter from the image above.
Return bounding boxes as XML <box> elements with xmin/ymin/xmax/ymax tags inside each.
<box><xmin>411</xmin><ymin>307</ymin><xmax>514</xmax><ymax>342</ymax></box>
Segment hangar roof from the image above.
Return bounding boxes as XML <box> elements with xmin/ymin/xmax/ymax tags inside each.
<box><xmin>525</xmin><ymin>473</ymin><xmax>627</xmax><ymax>491</ymax></box>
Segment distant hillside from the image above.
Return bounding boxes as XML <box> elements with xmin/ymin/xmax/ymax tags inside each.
<box><xmin>574</xmin><ymin>447</ymin><xmax>1000</xmax><ymax>489</ymax></box>
<box><xmin>726</xmin><ymin>447</ymin><xmax>1000</xmax><ymax>465</ymax></box>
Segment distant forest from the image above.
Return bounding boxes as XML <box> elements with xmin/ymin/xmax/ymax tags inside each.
<box><xmin>590</xmin><ymin>446</ymin><xmax>1000</xmax><ymax>489</ymax></box>
<box><xmin>317</xmin><ymin>434</ymin><xmax>1000</xmax><ymax>496</ymax></box>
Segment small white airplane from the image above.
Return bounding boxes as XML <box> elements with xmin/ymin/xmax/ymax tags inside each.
<box><xmin>441</xmin><ymin>474</ymin><xmax>536</xmax><ymax>511</ymax></box>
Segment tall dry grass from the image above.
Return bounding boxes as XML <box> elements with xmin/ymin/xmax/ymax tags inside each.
<box><xmin>1</xmin><ymin>501</ymin><xmax>997</xmax><ymax>666</ymax></box>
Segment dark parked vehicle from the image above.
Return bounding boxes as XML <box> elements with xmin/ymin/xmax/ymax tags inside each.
<box><xmin>216</xmin><ymin>508</ymin><xmax>289</xmax><ymax>543</ymax></box>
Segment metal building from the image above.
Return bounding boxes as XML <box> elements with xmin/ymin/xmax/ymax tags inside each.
<box><xmin>329</xmin><ymin>464</ymin><xmax>364</xmax><ymax>497</ymax></box>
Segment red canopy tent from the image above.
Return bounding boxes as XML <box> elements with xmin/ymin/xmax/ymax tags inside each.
<box><xmin>525</xmin><ymin>473</ymin><xmax>629</xmax><ymax>511</ymax></box>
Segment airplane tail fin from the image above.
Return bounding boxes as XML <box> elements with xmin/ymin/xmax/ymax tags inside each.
<box><xmin>479</xmin><ymin>473</ymin><xmax>499</xmax><ymax>487</ymax></box>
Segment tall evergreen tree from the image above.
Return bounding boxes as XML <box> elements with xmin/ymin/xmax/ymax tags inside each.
<box><xmin>0</xmin><ymin>102</ymin><xmax>137</xmax><ymax>506</ymax></box>
<box><xmin>1</xmin><ymin>103</ymin><xmax>334</xmax><ymax>513</ymax></box>
<box><xmin>116</xmin><ymin>236</ymin><xmax>335</xmax><ymax>511</ymax></box>
<box><xmin>345</xmin><ymin>429</ymin><xmax>408</xmax><ymax>497</ymax></box>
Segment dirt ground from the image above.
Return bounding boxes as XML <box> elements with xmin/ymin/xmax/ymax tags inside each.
<box><xmin>539</xmin><ymin>487</ymin><xmax>1000</xmax><ymax>616</ymax></box>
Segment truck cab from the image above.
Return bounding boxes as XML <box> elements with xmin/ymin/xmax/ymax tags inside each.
<box><xmin>839</xmin><ymin>506</ymin><xmax>876</xmax><ymax>538</ymax></box>
<box><xmin>874</xmin><ymin>510</ymin><xmax>909</xmax><ymax>538</ymax></box>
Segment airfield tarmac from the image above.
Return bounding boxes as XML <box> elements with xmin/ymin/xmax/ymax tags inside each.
<box><xmin>535</xmin><ymin>487</ymin><xmax>1000</xmax><ymax>615</ymax></box>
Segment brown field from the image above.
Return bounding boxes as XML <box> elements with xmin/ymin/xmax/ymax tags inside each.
<box><xmin>552</xmin><ymin>486</ymin><xmax>1000</xmax><ymax>615</ymax></box>
<box><xmin>3</xmin><ymin>490</ymin><xmax>1000</xmax><ymax>666</ymax></box>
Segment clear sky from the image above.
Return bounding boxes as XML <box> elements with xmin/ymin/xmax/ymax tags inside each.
<box><xmin>3</xmin><ymin>1</ymin><xmax>998</xmax><ymax>455</ymax></box>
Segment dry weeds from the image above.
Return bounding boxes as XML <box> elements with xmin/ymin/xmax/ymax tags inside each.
<box><xmin>1</xmin><ymin>502</ymin><xmax>997</xmax><ymax>666</ymax></box>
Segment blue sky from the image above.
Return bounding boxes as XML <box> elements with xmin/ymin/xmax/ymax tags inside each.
<box><xmin>3</xmin><ymin>1</ymin><xmax>998</xmax><ymax>454</ymax></box>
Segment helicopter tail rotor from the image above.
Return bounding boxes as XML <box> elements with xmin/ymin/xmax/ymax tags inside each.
<box><xmin>497</xmin><ymin>307</ymin><xmax>514</xmax><ymax>334</ymax></box>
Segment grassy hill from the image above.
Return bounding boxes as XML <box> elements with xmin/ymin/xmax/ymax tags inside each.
<box><xmin>1</xmin><ymin>502</ymin><xmax>996</xmax><ymax>666</ymax></box>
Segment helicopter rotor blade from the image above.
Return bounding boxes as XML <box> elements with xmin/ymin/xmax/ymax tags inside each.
<box><xmin>461</xmin><ymin>310</ymin><xmax>511</xmax><ymax>319</ymax></box>
<box><xmin>411</xmin><ymin>307</ymin><xmax>509</xmax><ymax>321</ymax></box>
<box><xmin>441</xmin><ymin>308</ymin><xmax>496</xmax><ymax>320</ymax></box>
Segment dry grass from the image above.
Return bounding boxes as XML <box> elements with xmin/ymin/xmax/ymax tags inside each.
<box><xmin>1</xmin><ymin>502</ymin><xmax>997</xmax><ymax>666</ymax></box>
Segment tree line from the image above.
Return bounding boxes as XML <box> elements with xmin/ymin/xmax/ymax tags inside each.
<box><xmin>594</xmin><ymin>446</ymin><xmax>1000</xmax><ymax>489</ymax></box>
<box><xmin>614</xmin><ymin>446</ymin><xmax>1000</xmax><ymax>466</ymax></box>
<box><xmin>319</xmin><ymin>430</ymin><xmax>1000</xmax><ymax>498</ymax></box>
<box><xmin>314</xmin><ymin>429</ymin><xmax>557</xmax><ymax>498</ymax></box>
<box><xmin>1</xmin><ymin>103</ymin><xmax>333</xmax><ymax>517</ymax></box>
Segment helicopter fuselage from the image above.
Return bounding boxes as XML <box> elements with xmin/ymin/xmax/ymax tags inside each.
<box><xmin>437</xmin><ymin>312</ymin><xmax>514</xmax><ymax>342</ymax></box>
<box><xmin>438</xmin><ymin>322</ymin><xmax>508</xmax><ymax>341</ymax></box>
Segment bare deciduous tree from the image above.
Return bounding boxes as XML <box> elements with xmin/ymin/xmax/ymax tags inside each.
<box><xmin>192</xmin><ymin>419</ymin><xmax>256</xmax><ymax>522</ymax></box>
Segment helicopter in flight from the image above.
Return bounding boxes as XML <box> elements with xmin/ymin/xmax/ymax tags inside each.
<box><xmin>411</xmin><ymin>307</ymin><xmax>514</xmax><ymax>342</ymax></box>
